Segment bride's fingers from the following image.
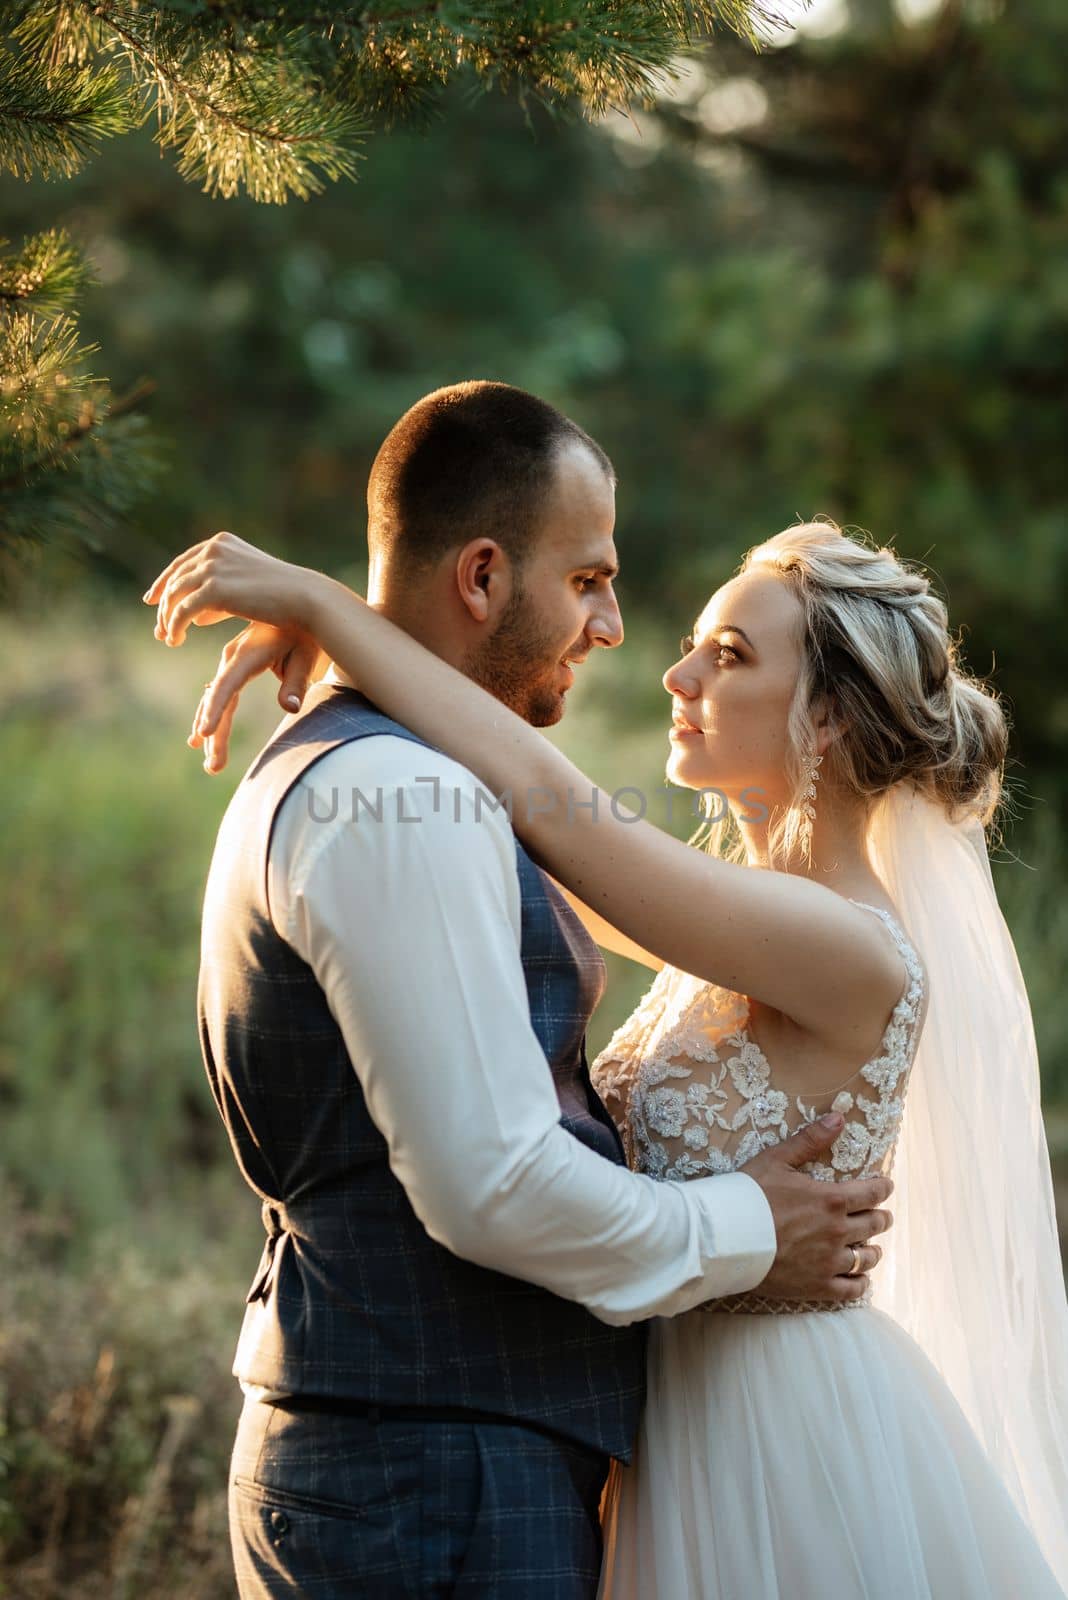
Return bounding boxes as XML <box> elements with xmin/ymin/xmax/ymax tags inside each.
<box><xmin>197</xmin><ymin>633</ymin><xmax>280</xmax><ymax>736</ymax></box>
<box><xmin>155</xmin><ymin>558</ymin><xmax>214</xmax><ymax>634</ymax></box>
<box><xmin>276</xmin><ymin>635</ymin><xmax>321</xmax><ymax>713</ymax></box>
<box><xmin>142</xmin><ymin>540</ymin><xmax>209</xmax><ymax>608</ymax></box>
<box><xmin>155</xmin><ymin>555</ymin><xmax>206</xmax><ymax>639</ymax></box>
<box><xmin>150</xmin><ymin>530</ymin><xmax>248</xmax><ymax>619</ymax></box>
<box><xmin>189</xmin><ymin>634</ymin><xmax>244</xmax><ymax>747</ymax></box>
<box><xmin>188</xmin><ymin>684</ymin><xmax>210</xmax><ymax>748</ymax></box>
<box><xmin>156</xmin><ymin>540</ymin><xmax>236</xmax><ymax>637</ymax></box>
<box><xmin>164</xmin><ymin>586</ymin><xmax>238</xmax><ymax>647</ymax></box>
<box><xmin>202</xmin><ymin>690</ymin><xmax>241</xmax><ymax>775</ymax></box>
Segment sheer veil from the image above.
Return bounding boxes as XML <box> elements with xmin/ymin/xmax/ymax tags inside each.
<box><xmin>866</xmin><ymin>783</ymin><xmax>1068</xmax><ymax>1583</ymax></box>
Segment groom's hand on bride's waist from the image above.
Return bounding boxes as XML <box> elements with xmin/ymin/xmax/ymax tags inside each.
<box><xmin>739</xmin><ymin>1114</ymin><xmax>893</xmax><ymax>1304</ymax></box>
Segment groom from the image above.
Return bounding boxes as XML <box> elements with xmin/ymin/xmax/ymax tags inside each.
<box><xmin>191</xmin><ymin>382</ymin><xmax>891</xmax><ymax>1597</ymax></box>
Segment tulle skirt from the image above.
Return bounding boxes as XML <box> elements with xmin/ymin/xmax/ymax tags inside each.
<box><xmin>599</xmin><ymin>1304</ymin><xmax>1066</xmax><ymax>1600</ymax></box>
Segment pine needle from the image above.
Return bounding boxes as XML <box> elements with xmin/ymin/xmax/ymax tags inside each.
<box><xmin>0</xmin><ymin>229</ymin><xmax>93</xmax><ymax>317</ymax></box>
<box><xmin>0</xmin><ymin>47</ymin><xmax>134</xmax><ymax>180</ymax></box>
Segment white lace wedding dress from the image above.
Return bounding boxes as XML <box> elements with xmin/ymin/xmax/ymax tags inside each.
<box><xmin>592</xmin><ymin>900</ymin><xmax>1065</xmax><ymax>1600</ymax></box>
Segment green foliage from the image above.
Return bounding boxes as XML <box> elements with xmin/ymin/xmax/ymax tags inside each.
<box><xmin>0</xmin><ymin>46</ymin><xmax>133</xmax><ymax>182</ymax></box>
<box><xmin>0</xmin><ymin>228</ymin><xmax>165</xmax><ymax>571</ymax></box>
<box><xmin>618</xmin><ymin>0</ymin><xmax>1068</xmax><ymax>779</ymax></box>
<box><xmin>0</xmin><ymin>0</ymin><xmax>784</xmax><ymax>216</ymax></box>
<box><xmin>0</xmin><ymin>401</ymin><xmax>165</xmax><ymax>570</ymax></box>
<box><xmin>57</xmin><ymin>2</ymin><xmax>368</xmax><ymax>204</ymax></box>
<box><xmin>992</xmin><ymin>806</ymin><xmax>1068</xmax><ymax>1109</ymax></box>
<box><xmin>0</xmin><ymin>1189</ymin><xmax>244</xmax><ymax>1596</ymax></box>
<box><xmin>0</xmin><ymin>0</ymin><xmax>773</xmax><ymax>560</ymax></box>
<box><xmin>0</xmin><ymin>593</ymin><xmax>267</xmax><ymax>1235</ymax></box>
<box><xmin>0</xmin><ymin>227</ymin><xmax>92</xmax><ymax>313</ymax></box>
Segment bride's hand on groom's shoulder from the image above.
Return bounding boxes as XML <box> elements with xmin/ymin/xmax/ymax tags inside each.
<box><xmin>142</xmin><ymin>529</ymin><xmax>316</xmax><ymax>646</ymax></box>
<box><xmin>187</xmin><ymin>621</ymin><xmax>326</xmax><ymax>775</ymax></box>
<box><xmin>142</xmin><ymin>530</ymin><xmax>328</xmax><ymax>773</ymax></box>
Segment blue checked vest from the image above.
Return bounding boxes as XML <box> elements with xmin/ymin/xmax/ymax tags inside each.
<box><xmin>198</xmin><ymin>683</ymin><xmax>647</xmax><ymax>1460</ymax></box>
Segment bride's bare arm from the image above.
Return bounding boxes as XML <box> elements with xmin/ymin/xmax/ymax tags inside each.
<box><xmin>145</xmin><ymin>534</ymin><xmax>902</xmax><ymax>1037</ymax></box>
<box><xmin>549</xmin><ymin>880</ymin><xmax>664</xmax><ymax>971</ymax></box>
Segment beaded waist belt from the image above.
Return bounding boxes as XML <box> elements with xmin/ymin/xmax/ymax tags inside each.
<box><xmin>700</xmin><ymin>1292</ymin><xmax>871</xmax><ymax>1316</ymax></box>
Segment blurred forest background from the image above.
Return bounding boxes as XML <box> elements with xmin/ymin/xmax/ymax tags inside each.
<box><xmin>2</xmin><ymin>0</ymin><xmax>1067</xmax><ymax>1592</ymax></box>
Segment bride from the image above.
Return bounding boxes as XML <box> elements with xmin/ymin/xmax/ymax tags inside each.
<box><xmin>145</xmin><ymin>518</ymin><xmax>1068</xmax><ymax>1597</ymax></box>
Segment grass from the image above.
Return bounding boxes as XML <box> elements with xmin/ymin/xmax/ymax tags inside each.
<box><xmin>0</xmin><ymin>1190</ymin><xmax>244</xmax><ymax>1598</ymax></box>
<box><xmin>0</xmin><ymin>590</ymin><xmax>1064</xmax><ymax>1592</ymax></box>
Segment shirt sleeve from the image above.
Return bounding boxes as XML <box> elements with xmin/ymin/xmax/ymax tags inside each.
<box><xmin>268</xmin><ymin>736</ymin><xmax>776</xmax><ymax>1325</ymax></box>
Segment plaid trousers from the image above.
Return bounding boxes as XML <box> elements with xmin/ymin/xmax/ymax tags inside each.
<box><xmin>229</xmin><ymin>1397</ymin><xmax>610</xmax><ymax>1598</ymax></box>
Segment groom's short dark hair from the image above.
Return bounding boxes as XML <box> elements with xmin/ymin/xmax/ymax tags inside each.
<box><xmin>367</xmin><ymin>381</ymin><xmax>614</xmax><ymax>577</ymax></box>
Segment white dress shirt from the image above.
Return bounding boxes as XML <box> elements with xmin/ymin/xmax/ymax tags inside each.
<box><xmin>249</xmin><ymin>705</ymin><xmax>775</xmax><ymax>1336</ymax></box>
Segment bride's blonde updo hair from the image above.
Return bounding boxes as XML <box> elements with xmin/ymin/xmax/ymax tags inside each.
<box><xmin>714</xmin><ymin>519</ymin><xmax>1008</xmax><ymax>865</ymax></box>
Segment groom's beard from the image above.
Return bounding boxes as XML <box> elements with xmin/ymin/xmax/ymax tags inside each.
<box><xmin>464</xmin><ymin>584</ymin><xmax>569</xmax><ymax>728</ymax></box>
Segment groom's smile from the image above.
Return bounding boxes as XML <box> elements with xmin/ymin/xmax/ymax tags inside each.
<box><xmin>466</xmin><ymin>437</ymin><xmax>623</xmax><ymax>727</ymax></box>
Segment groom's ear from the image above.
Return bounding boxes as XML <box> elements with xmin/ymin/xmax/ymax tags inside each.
<box><xmin>454</xmin><ymin>538</ymin><xmax>511</xmax><ymax>623</ymax></box>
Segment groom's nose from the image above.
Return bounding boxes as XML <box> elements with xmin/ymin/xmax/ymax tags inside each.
<box><xmin>589</xmin><ymin>590</ymin><xmax>624</xmax><ymax>650</ymax></box>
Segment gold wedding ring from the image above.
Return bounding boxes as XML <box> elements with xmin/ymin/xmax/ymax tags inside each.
<box><xmin>847</xmin><ymin>1245</ymin><xmax>863</xmax><ymax>1277</ymax></box>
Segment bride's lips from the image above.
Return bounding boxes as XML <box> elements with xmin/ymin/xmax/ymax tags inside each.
<box><xmin>670</xmin><ymin>709</ymin><xmax>705</xmax><ymax>740</ymax></box>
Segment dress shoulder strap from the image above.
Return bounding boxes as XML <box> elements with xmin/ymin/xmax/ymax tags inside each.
<box><xmin>846</xmin><ymin>898</ymin><xmax>927</xmax><ymax>1037</ymax></box>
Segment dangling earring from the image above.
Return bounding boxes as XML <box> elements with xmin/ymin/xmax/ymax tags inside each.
<box><xmin>797</xmin><ymin>747</ymin><xmax>823</xmax><ymax>861</ymax></box>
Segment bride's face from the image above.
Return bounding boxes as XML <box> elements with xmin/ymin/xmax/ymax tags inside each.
<box><xmin>662</xmin><ymin>566</ymin><xmax>806</xmax><ymax>810</ymax></box>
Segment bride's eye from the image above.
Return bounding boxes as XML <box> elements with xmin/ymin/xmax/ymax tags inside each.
<box><xmin>679</xmin><ymin>634</ymin><xmax>695</xmax><ymax>656</ymax></box>
<box><xmin>716</xmin><ymin>644</ymin><xmax>740</xmax><ymax>663</ymax></box>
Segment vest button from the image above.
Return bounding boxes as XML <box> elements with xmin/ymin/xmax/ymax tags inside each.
<box><xmin>270</xmin><ymin>1510</ymin><xmax>289</xmax><ymax>1537</ymax></box>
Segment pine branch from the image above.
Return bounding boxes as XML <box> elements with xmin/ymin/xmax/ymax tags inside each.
<box><xmin>13</xmin><ymin>0</ymin><xmax>110</xmax><ymax>72</ymax></box>
<box><xmin>0</xmin><ymin>308</ymin><xmax>105</xmax><ymax>471</ymax></box>
<box><xmin>0</xmin><ymin>45</ymin><xmax>135</xmax><ymax>180</ymax></box>
<box><xmin>92</xmin><ymin>2</ymin><xmax>367</xmax><ymax>201</ymax></box>
<box><xmin>5</xmin><ymin>1</ymin><xmax>785</xmax><ymax>201</ymax></box>
<box><xmin>655</xmin><ymin>0</ymin><xmax>792</xmax><ymax>48</ymax></box>
<box><xmin>160</xmin><ymin>0</ymin><xmax>785</xmax><ymax>36</ymax></box>
<box><xmin>139</xmin><ymin>0</ymin><xmax>772</xmax><ymax>31</ymax></box>
<box><xmin>328</xmin><ymin>1</ymin><xmax>792</xmax><ymax>120</ymax></box>
<box><xmin>0</xmin><ymin>290</ymin><xmax>162</xmax><ymax>552</ymax></box>
<box><xmin>0</xmin><ymin>229</ymin><xmax>93</xmax><ymax>317</ymax></box>
<box><xmin>0</xmin><ymin>406</ymin><xmax>165</xmax><ymax>556</ymax></box>
<box><xmin>0</xmin><ymin>373</ymin><xmax>157</xmax><ymax>495</ymax></box>
<box><xmin>0</xmin><ymin>0</ymin><xmax>784</xmax><ymax>562</ymax></box>
<box><xmin>318</xmin><ymin>0</ymin><xmax>787</xmax><ymax>129</ymax></box>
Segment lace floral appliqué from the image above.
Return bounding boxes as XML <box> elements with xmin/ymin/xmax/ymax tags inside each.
<box><xmin>591</xmin><ymin>902</ymin><xmax>926</xmax><ymax>1190</ymax></box>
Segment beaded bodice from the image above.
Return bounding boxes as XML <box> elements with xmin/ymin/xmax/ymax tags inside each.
<box><xmin>590</xmin><ymin>901</ymin><xmax>927</xmax><ymax>1311</ymax></box>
